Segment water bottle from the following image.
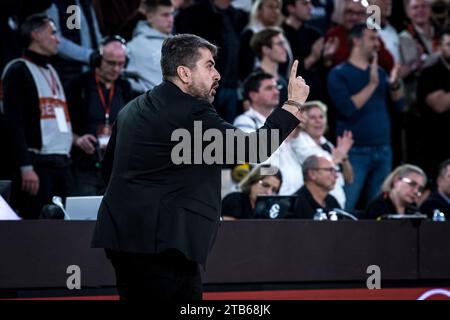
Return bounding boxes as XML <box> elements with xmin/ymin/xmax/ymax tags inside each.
<box><xmin>313</xmin><ymin>208</ymin><xmax>328</xmax><ymax>221</ymax></box>
<box><xmin>328</xmin><ymin>211</ymin><xmax>338</xmax><ymax>221</ymax></box>
<box><xmin>432</xmin><ymin>209</ymin><xmax>446</xmax><ymax>222</ymax></box>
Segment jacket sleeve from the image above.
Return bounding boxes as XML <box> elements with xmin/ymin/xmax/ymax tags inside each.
<box><xmin>2</xmin><ymin>63</ymin><xmax>36</xmax><ymax>168</ymax></box>
<box><xmin>190</xmin><ymin>102</ymin><xmax>299</xmax><ymax>164</ymax></box>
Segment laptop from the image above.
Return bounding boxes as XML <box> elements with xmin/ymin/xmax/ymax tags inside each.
<box><xmin>253</xmin><ymin>195</ymin><xmax>297</xmax><ymax>219</ymax></box>
<box><xmin>65</xmin><ymin>196</ymin><xmax>103</xmax><ymax>220</ymax></box>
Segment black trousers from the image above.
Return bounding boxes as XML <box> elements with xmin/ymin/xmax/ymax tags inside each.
<box><xmin>11</xmin><ymin>154</ymin><xmax>72</xmax><ymax>219</ymax></box>
<box><xmin>71</xmin><ymin>167</ymin><xmax>105</xmax><ymax>196</ymax></box>
<box><xmin>106</xmin><ymin>248</ymin><xmax>203</xmax><ymax>301</ymax></box>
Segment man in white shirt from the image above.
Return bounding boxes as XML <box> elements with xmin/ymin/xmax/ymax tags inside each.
<box><xmin>234</xmin><ymin>72</ymin><xmax>304</xmax><ymax>195</ymax></box>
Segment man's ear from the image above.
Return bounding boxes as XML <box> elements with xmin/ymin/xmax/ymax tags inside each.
<box><xmin>30</xmin><ymin>30</ymin><xmax>41</xmax><ymax>43</ymax></box>
<box><xmin>146</xmin><ymin>11</ymin><xmax>154</xmax><ymax>25</ymax></box>
<box><xmin>261</xmin><ymin>45</ymin><xmax>271</xmax><ymax>57</ymax></box>
<box><xmin>248</xmin><ymin>91</ymin><xmax>258</xmax><ymax>104</ymax></box>
<box><xmin>176</xmin><ymin>66</ymin><xmax>191</xmax><ymax>83</ymax></box>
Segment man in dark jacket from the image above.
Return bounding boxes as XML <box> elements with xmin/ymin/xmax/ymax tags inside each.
<box><xmin>1</xmin><ymin>14</ymin><xmax>75</xmax><ymax>219</ymax></box>
<box><xmin>292</xmin><ymin>154</ymin><xmax>341</xmax><ymax>219</ymax></box>
<box><xmin>67</xmin><ymin>36</ymin><xmax>132</xmax><ymax>196</ymax></box>
<box><xmin>92</xmin><ymin>34</ymin><xmax>310</xmax><ymax>300</ymax></box>
<box><xmin>174</xmin><ymin>0</ymin><xmax>248</xmax><ymax>122</ymax></box>
<box><xmin>421</xmin><ymin>159</ymin><xmax>450</xmax><ymax>219</ymax></box>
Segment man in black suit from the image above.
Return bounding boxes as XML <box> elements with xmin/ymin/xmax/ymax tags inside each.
<box><xmin>92</xmin><ymin>34</ymin><xmax>310</xmax><ymax>301</ymax></box>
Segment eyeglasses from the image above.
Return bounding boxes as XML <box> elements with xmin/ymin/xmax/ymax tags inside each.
<box><xmin>258</xmin><ymin>180</ymin><xmax>279</xmax><ymax>193</ymax></box>
<box><xmin>103</xmin><ymin>58</ymin><xmax>126</xmax><ymax>68</ymax></box>
<box><xmin>401</xmin><ymin>177</ymin><xmax>425</xmax><ymax>195</ymax></box>
<box><xmin>313</xmin><ymin>167</ymin><xmax>341</xmax><ymax>174</ymax></box>
<box><xmin>272</xmin><ymin>40</ymin><xmax>287</xmax><ymax>47</ymax></box>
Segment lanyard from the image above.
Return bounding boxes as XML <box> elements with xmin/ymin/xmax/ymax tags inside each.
<box><xmin>95</xmin><ymin>74</ymin><xmax>115</xmax><ymax>124</ymax></box>
<box><xmin>39</xmin><ymin>68</ymin><xmax>58</xmax><ymax>98</ymax></box>
<box><xmin>23</xmin><ymin>55</ymin><xmax>59</xmax><ymax>98</ymax></box>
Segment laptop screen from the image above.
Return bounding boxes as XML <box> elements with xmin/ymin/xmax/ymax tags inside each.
<box><xmin>65</xmin><ymin>196</ymin><xmax>103</xmax><ymax>220</ymax></box>
<box><xmin>253</xmin><ymin>195</ymin><xmax>297</xmax><ymax>219</ymax></box>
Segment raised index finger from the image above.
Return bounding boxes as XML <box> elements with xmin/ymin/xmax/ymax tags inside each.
<box><xmin>289</xmin><ymin>60</ymin><xmax>299</xmax><ymax>82</ymax></box>
<box><xmin>372</xmin><ymin>53</ymin><xmax>378</xmax><ymax>66</ymax></box>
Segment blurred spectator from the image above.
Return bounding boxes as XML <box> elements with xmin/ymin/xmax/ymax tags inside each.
<box><xmin>326</xmin><ymin>0</ymin><xmax>394</xmax><ymax>72</ymax></box>
<box><xmin>234</xmin><ymin>72</ymin><xmax>304</xmax><ymax>195</ymax></box>
<box><xmin>172</xmin><ymin>0</ymin><xmax>196</xmax><ymax>15</ymax></box>
<box><xmin>291</xmin><ymin>154</ymin><xmax>341</xmax><ymax>219</ymax></box>
<box><xmin>93</xmin><ymin>0</ymin><xmax>144</xmax><ymax>41</ymax></box>
<box><xmin>239</xmin><ymin>0</ymin><xmax>286</xmax><ymax>82</ymax></box>
<box><xmin>221</xmin><ymin>164</ymin><xmax>282</xmax><ymax>220</ymax></box>
<box><xmin>416</xmin><ymin>27</ymin><xmax>450</xmax><ymax>179</ymax></box>
<box><xmin>232</xmin><ymin>0</ymin><xmax>253</xmax><ymax>13</ymax></box>
<box><xmin>430</xmin><ymin>0</ymin><xmax>450</xmax><ymax>35</ymax></box>
<box><xmin>365</xmin><ymin>164</ymin><xmax>427</xmax><ymax>219</ymax></box>
<box><xmin>369</xmin><ymin>0</ymin><xmax>404</xmax><ymax>170</ymax></box>
<box><xmin>420</xmin><ymin>159</ymin><xmax>450</xmax><ymax>218</ymax></box>
<box><xmin>1</xmin><ymin>14</ymin><xmax>74</xmax><ymax>218</ymax></box>
<box><xmin>308</xmin><ymin>0</ymin><xmax>335</xmax><ymax>34</ymax></box>
<box><xmin>46</xmin><ymin>0</ymin><xmax>102</xmax><ymax>91</ymax></box>
<box><xmin>291</xmin><ymin>100</ymin><xmax>353</xmax><ymax>208</ymax></box>
<box><xmin>327</xmin><ymin>24</ymin><xmax>405</xmax><ymax>211</ymax></box>
<box><xmin>0</xmin><ymin>0</ymin><xmax>53</xmax><ymax>180</ymax></box>
<box><xmin>67</xmin><ymin>36</ymin><xmax>133</xmax><ymax>196</ymax></box>
<box><xmin>0</xmin><ymin>0</ymin><xmax>53</xmax><ymax>75</ymax></box>
<box><xmin>126</xmin><ymin>0</ymin><xmax>174</xmax><ymax>93</ymax></box>
<box><xmin>234</xmin><ymin>72</ymin><xmax>278</xmax><ymax>131</ymax></box>
<box><xmin>250</xmin><ymin>27</ymin><xmax>289</xmax><ymax>106</ymax></box>
<box><xmin>399</xmin><ymin>0</ymin><xmax>441</xmax><ymax>106</ymax></box>
<box><xmin>175</xmin><ymin>0</ymin><xmax>248</xmax><ymax>122</ymax></box>
<box><xmin>282</xmin><ymin>0</ymin><xmax>338</xmax><ymax>101</ymax></box>
<box><xmin>371</xmin><ymin>0</ymin><xmax>401</xmax><ymax>62</ymax></box>
<box><xmin>389</xmin><ymin>0</ymin><xmax>409</xmax><ymax>32</ymax></box>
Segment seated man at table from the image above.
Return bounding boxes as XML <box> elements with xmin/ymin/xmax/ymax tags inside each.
<box><xmin>292</xmin><ymin>155</ymin><xmax>341</xmax><ymax>219</ymax></box>
<box><xmin>420</xmin><ymin>159</ymin><xmax>450</xmax><ymax>219</ymax></box>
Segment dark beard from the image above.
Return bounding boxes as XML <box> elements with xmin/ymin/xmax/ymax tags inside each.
<box><xmin>186</xmin><ymin>85</ymin><xmax>213</xmax><ymax>103</ymax></box>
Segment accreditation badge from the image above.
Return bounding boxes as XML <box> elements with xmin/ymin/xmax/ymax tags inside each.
<box><xmin>97</xmin><ymin>122</ymin><xmax>112</xmax><ymax>150</ymax></box>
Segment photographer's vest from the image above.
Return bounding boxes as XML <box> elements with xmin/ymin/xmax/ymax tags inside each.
<box><xmin>2</xmin><ymin>58</ymin><xmax>73</xmax><ymax>155</ymax></box>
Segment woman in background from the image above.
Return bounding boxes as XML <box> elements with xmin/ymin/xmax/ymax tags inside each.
<box><xmin>221</xmin><ymin>165</ymin><xmax>282</xmax><ymax>220</ymax></box>
<box><xmin>365</xmin><ymin>164</ymin><xmax>427</xmax><ymax>219</ymax></box>
<box><xmin>291</xmin><ymin>100</ymin><xmax>353</xmax><ymax>209</ymax></box>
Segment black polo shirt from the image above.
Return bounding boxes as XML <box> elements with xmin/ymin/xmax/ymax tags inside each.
<box><xmin>292</xmin><ymin>185</ymin><xmax>341</xmax><ymax>219</ymax></box>
<box><xmin>221</xmin><ymin>192</ymin><xmax>254</xmax><ymax>219</ymax></box>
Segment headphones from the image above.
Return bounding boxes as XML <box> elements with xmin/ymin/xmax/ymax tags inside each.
<box><xmin>91</xmin><ymin>35</ymin><xmax>130</xmax><ymax>69</ymax></box>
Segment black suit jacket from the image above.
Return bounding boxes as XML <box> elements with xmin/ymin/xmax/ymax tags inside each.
<box><xmin>91</xmin><ymin>81</ymin><xmax>299</xmax><ymax>266</ymax></box>
<box><xmin>420</xmin><ymin>190</ymin><xmax>450</xmax><ymax>219</ymax></box>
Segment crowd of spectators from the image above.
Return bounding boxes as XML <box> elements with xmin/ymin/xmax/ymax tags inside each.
<box><xmin>0</xmin><ymin>0</ymin><xmax>449</xmax><ymax>220</ymax></box>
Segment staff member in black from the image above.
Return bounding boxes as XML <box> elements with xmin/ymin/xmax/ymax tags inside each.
<box><xmin>1</xmin><ymin>14</ymin><xmax>76</xmax><ymax>219</ymax></box>
<box><xmin>92</xmin><ymin>34</ymin><xmax>310</xmax><ymax>301</ymax></box>
<box><xmin>67</xmin><ymin>36</ymin><xmax>132</xmax><ymax>196</ymax></box>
